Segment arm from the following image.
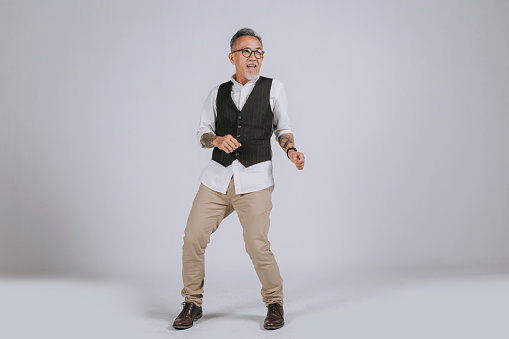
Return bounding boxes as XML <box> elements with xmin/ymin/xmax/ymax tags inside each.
<box><xmin>278</xmin><ymin>133</ymin><xmax>305</xmax><ymax>170</ymax></box>
<box><xmin>197</xmin><ymin>86</ymin><xmax>241</xmax><ymax>153</ymax></box>
<box><xmin>271</xmin><ymin>81</ymin><xmax>304</xmax><ymax>170</ymax></box>
<box><xmin>200</xmin><ymin>132</ymin><xmax>241</xmax><ymax>154</ymax></box>
<box><xmin>200</xmin><ymin>132</ymin><xmax>217</xmax><ymax>148</ymax></box>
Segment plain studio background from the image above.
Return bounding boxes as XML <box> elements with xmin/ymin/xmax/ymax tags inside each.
<box><xmin>1</xmin><ymin>0</ymin><xmax>508</xmax><ymax>338</ymax></box>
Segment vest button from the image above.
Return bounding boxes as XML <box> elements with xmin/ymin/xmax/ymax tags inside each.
<box><xmin>238</xmin><ymin>115</ymin><xmax>242</xmax><ymax>120</ymax></box>
<box><xmin>238</xmin><ymin>125</ymin><xmax>241</xmax><ymax>129</ymax></box>
<box><xmin>234</xmin><ymin>152</ymin><xmax>239</xmax><ymax>157</ymax></box>
<box><xmin>237</xmin><ymin>134</ymin><xmax>240</xmax><ymax>138</ymax></box>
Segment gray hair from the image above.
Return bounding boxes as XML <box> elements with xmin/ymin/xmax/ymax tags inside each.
<box><xmin>230</xmin><ymin>28</ymin><xmax>262</xmax><ymax>50</ymax></box>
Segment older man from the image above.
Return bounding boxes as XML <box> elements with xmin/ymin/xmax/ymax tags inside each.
<box><xmin>172</xmin><ymin>28</ymin><xmax>305</xmax><ymax>331</ymax></box>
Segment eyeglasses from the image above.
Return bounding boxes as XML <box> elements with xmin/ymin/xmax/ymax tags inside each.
<box><xmin>231</xmin><ymin>48</ymin><xmax>265</xmax><ymax>59</ymax></box>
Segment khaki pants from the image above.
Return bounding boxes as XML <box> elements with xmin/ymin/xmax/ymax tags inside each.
<box><xmin>181</xmin><ymin>178</ymin><xmax>283</xmax><ymax>307</ymax></box>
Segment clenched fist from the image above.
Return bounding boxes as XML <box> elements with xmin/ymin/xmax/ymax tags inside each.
<box><xmin>288</xmin><ymin>150</ymin><xmax>305</xmax><ymax>170</ymax></box>
<box><xmin>213</xmin><ymin>134</ymin><xmax>242</xmax><ymax>154</ymax></box>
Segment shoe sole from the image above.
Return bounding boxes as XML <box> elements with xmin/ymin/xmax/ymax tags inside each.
<box><xmin>173</xmin><ymin>312</ymin><xmax>203</xmax><ymax>330</ymax></box>
<box><xmin>264</xmin><ymin>322</ymin><xmax>284</xmax><ymax>330</ymax></box>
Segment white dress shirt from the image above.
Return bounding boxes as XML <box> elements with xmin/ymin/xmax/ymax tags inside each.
<box><xmin>197</xmin><ymin>75</ymin><xmax>293</xmax><ymax>194</ymax></box>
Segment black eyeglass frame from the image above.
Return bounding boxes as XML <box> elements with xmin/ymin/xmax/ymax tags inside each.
<box><xmin>231</xmin><ymin>48</ymin><xmax>265</xmax><ymax>59</ymax></box>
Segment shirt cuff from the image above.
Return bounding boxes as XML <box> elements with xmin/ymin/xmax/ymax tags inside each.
<box><xmin>274</xmin><ymin>129</ymin><xmax>293</xmax><ymax>141</ymax></box>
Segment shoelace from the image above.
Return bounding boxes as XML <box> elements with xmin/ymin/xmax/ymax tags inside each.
<box><xmin>268</xmin><ymin>304</ymin><xmax>281</xmax><ymax>316</ymax></box>
<box><xmin>179</xmin><ymin>302</ymin><xmax>193</xmax><ymax>317</ymax></box>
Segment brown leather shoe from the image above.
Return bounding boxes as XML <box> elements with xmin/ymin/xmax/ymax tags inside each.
<box><xmin>264</xmin><ymin>303</ymin><xmax>284</xmax><ymax>330</ymax></box>
<box><xmin>172</xmin><ymin>302</ymin><xmax>203</xmax><ymax>330</ymax></box>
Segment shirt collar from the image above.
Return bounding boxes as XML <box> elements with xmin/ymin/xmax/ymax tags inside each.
<box><xmin>230</xmin><ymin>74</ymin><xmax>260</xmax><ymax>87</ymax></box>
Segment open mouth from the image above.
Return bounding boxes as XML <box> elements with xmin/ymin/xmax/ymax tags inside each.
<box><xmin>246</xmin><ymin>64</ymin><xmax>257</xmax><ymax>70</ymax></box>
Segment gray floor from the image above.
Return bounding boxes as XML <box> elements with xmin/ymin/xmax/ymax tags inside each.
<box><xmin>2</xmin><ymin>268</ymin><xmax>509</xmax><ymax>339</ymax></box>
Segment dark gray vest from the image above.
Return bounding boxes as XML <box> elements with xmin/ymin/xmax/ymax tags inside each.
<box><xmin>212</xmin><ymin>76</ymin><xmax>273</xmax><ymax>168</ymax></box>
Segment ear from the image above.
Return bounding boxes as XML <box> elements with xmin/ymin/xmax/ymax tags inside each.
<box><xmin>228</xmin><ymin>53</ymin><xmax>235</xmax><ymax>65</ymax></box>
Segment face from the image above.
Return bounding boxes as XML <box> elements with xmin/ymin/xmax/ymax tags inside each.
<box><xmin>228</xmin><ymin>35</ymin><xmax>263</xmax><ymax>85</ymax></box>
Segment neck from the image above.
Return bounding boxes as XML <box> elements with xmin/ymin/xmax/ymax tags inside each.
<box><xmin>235</xmin><ymin>73</ymin><xmax>258</xmax><ymax>85</ymax></box>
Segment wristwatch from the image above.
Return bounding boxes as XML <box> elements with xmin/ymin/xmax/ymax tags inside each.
<box><xmin>286</xmin><ymin>147</ymin><xmax>297</xmax><ymax>158</ymax></box>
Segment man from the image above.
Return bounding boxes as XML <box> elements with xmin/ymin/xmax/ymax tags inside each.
<box><xmin>172</xmin><ymin>28</ymin><xmax>305</xmax><ymax>331</ymax></box>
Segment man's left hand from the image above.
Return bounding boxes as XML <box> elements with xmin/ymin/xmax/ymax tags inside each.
<box><xmin>289</xmin><ymin>151</ymin><xmax>305</xmax><ymax>170</ymax></box>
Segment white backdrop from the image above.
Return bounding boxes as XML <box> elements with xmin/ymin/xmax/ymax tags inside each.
<box><xmin>1</xmin><ymin>0</ymin><xmax>508</xmax><ymax>282</ymax></box>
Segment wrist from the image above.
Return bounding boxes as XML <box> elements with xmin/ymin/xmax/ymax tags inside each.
<box><xmin>286</xmin><ymin>147</ymin><xmax>297</xmax><ymax>158</ymax></box>
<box><xmin>211</xmin><ymin>135</ymin><xmax>219</xmax><ymax>147</ymax></box>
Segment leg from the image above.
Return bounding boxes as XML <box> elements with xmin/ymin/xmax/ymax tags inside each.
<box><xmin>232</xmin><ymin>186</ymin><xmax>284</xmax><ymax>306</ymax></box>
<box><xmin>181</xmin><ymin>183</ymin><xmax>234</xmax><ymax>306</ymax></box>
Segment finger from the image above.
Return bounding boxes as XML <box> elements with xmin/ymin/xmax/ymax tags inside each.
<box><xmin>223</xmin><ymin>143</ymin><xmax>233</xmax><ymax>153</ymax></box>
<box><xmin>226</xmin><ymin>140</ymin><xmax>238</xmax><ymax>150</ymax></box>
<box><xmin>224</xmin><ymin>136</ymin><xmax>236</xmax><ymax>149</ymax></box>
<box><xmin>225</xmin><ymin>135</ymin><xmax>240</xmax><ymax>148</ymax></box>
<box><xmin>297</xmin><ymin>157</ymin><xmax>304</xmax><ymax>169</ymax></box>
<box><xmin>232</xmin><ymin>137</ymin><xmax>241</xmax><ymax>148</ymax></box>
<box><xmin>297</xmin><ymin>153</ymin><xmax>305</xmax><ymax>164</ymax></box>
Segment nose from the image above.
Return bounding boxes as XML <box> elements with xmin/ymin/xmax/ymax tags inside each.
<box><xmin>247</xmin><ymin>52</ymin><xmax>257</xmax><ymax>61</ymax></box>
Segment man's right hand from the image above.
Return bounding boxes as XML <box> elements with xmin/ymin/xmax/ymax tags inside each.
<box><xmin>213</xmin><ymin>134</ymin><xmax>241</xmax><ymax>153</ymax></box>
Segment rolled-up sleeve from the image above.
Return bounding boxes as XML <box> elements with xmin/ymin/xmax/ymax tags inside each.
<box><xmin>271</xmin><ymin>80</ymin><xmax>293</xmax><ymax>141</ymax></box>
<box><xmin>196</xmin><ymin>86</ymin><xmax>219</xmax><ymax>147</ymax></box>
